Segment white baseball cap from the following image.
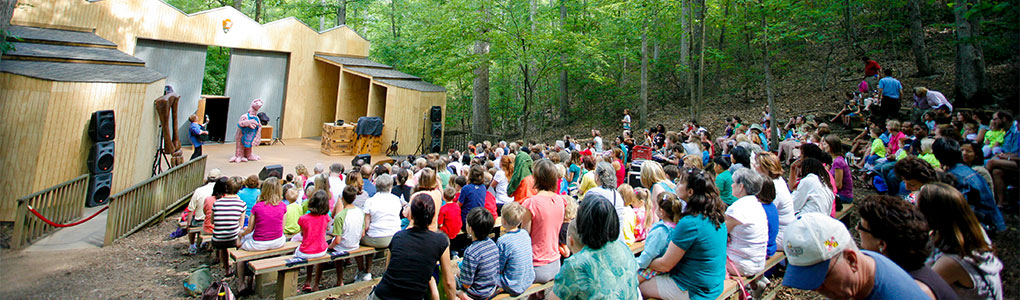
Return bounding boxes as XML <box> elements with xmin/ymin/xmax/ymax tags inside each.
<box><xmin>782</xmin><ymin>213</ymin><xmax>855</xmax><ymax>290</ymax></box>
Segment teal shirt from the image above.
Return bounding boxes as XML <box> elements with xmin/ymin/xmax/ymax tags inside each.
<box><xmin>552</xmin><ymin>240</ymin><xmax>639</xmax><ymax>300</ymax></box>
<box><xmin>669</xmin><ymin>214</ymin><xmax>728</xmax><ymax>300</ymax></box>
<box><xmin>715</xmin><ymin>170</ymin><xmax>737</xmax><ymax>205</ymax></box>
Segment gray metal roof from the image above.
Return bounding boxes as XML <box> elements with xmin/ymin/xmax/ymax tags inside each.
<box><xmin>314</xmin><ymin>54</ymin><xmax>391</xmax><ymax>68</ymax></box>
<box><xmin>345</xmin><ymin>66</ymin><xmax>420</xmax><ymax>80</ymax></box>
<box><xmin>377</xmin><ymin>79</ymin><xmax>447</xmax><ymax>92</ymax></box>
<box><xmin>7</xmin><ymin>26</ymin><xmax>118</xmax><ymax>47</ymax></box>
<box><xmin>6</xmin><ymin>42</ymin><xmax>145</xmax><ymax>64</ymax></box>
<box><xmin>0</xmin><ymin>60</ymin><xmax>166</xmax><ymax>83</ymax></box>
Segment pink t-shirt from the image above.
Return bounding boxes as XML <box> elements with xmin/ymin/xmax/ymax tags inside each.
<box><xmin>251</xmin><ymin>201</ymin><xmax>287</xmax><ymax>241</ymax></box>
<box><xmin>202</xmin><ymin>196</ymin><xmax>217</xmax><ymax>233</ymax></box>
<box><xmin>522</xmin><ymin>193</ymin><xmax>566</xmax><ymax>266</ymax></box>
<box><xmin>887</xmin><ymin>132</ymin><xmax>906</xmax><ymax>155</ymax></box>
<box><xmin>298</xmin><ymin>214</ymin><xmax>331</xmax><ymax>254</ymax></box>
<box><xmin>858</xmin><ymin>80</ymin><xmax>869</xmax><ymax>93</ymax></box>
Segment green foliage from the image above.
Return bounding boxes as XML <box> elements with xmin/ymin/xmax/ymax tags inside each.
<box><xmin>202</xmin><ymin>47</ymin><xmax>230</xmax><ymax>95</ymax></box>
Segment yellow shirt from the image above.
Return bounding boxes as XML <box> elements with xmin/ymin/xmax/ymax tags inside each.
<box><xmin>919</xmin><ymin>153</ymin><xmax>941</xmax><ymax>169</ymax></box>
<box><xmin>621</xmin><ymin>207</ymin><xmax>637</xmax><ymax>246</ymax></box>
<box><xmin>578</xmin><ymin>171</ymin><xmax>597</xmax><ymax>197</ymax></box>
<box><xmin>870</xmin><ymin>139</ymin><xmax>887</xmax><ymax>157</ymax></box>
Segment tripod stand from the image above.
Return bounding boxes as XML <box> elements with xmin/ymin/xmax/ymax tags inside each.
<box><xmin>152</xmin><ymin>128</ymin><xmax>171</xmax><ymax>176</ymax></box>
<box><xmin>271</xmin><ymin>117</ymin><xmax>285</xmax><ymax>145</ymax></box>
<box><xmin>415</xmin><ymin>111</ymin><xmax>427</xmax><ymax>155</ymax></box>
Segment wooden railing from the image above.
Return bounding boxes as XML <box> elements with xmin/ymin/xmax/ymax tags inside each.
<box><xmin>443</xmin><ymin>130</ymin><xmax>505</xmax><ymax>153</ymax></box>
<box><xmin>11</xmin><ymin>174</ymin><xmax>90</xmax><ymax>249</ymax></box>
<box><xmin>104</xmin><ymin>155</ymin><xmax>207</xmax><ymax>246</ymax></box>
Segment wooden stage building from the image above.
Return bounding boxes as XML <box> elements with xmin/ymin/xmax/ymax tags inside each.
<box><xmin>0</xmin><ymin>0</ymin><xmax>446</xmax><ymax>221</ymax></box>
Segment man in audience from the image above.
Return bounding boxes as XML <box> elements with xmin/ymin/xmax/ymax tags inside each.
<box><xmin>361</xmin><ymin>164</ymin><xmax>377</xmax><ymax>197</ymax></box>
<box><xmin>932</xmin><ymin>138</ymin><xmax>1007</xmax><ymax>233</ymax></box>
<box><xmin>877</xmin><ymin>69</ymin><xmax>903</xmax><ymax>122</ymax></box>
<box><xmin>328</xmin><ymin>163</ymin><xmax>345</xmax><ymax>201</ymax></box>
<box><xmin>985</xmin><ymin>111</ymin><xmax>1019</xmax><ymax>212</ymax></box>
<box><xmin>782</xmin><ymin>213</ymin><xmax>929</xmax><ymax>300</ymax></box>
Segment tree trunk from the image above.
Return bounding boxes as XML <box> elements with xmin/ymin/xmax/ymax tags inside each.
<box><xmin>390</xmin><ymin>0</ymin><xmax>399</xmax><ymax>39</ymax></box>
<box><xmin>715</xmin><ymin>0</ymin><xmax>730</xmax><ymax>88</ymax></box>
<box><xmin>473</xmin><ymin>5</ymin><xmax>492</xmax><ymax>135</ymax></box>
<box><xmin>953</xmin><ymin>0</ymin><xmax>987</xmax><ymax>107</ymax></box>
<box><xmin>319</xmin><ymin>0</ymin><xmax>326</xmax><ymax>30</ymax></box>
<box><xmin>337</xmin><ymin>0</ymin><xmax>347</xmax><ymax>25</ymax></box>
<box><xmin>680</xmin><ymin>0</ymin><xmax>691</xmax><ymax>118</ymax></box>
<box><xmin>641</xmin><ymin>26</ymin><xmax>649</xmax><ymax>130</ymax></box>
<box><xmin>697</xmin><ymin>3</ymin><xmax>706</xmax><ymax>122</ymax></box>
<box><xmin>908</xmin><ymin>0</ymin><xmax>932</xmax><ymax>76</ymax></box>
<box><xmin>559</xmin><ymin>0</ymin><xmax>569</xmax><ymax>122</ymax></box>
<box><xmin>232</xmin><ymin>0</ymin><xmax>242</xmax><ymax>10</ymax></box>
<box><xmin>762</xmin><ymin>8</ymin><xmax>779</xmax><ymax>150</ymax></box>
<box><xmin>254</xmin><ymin>0</ymin><xmax>263</xmax><ymax>22</ymax></box>
<box><xmin>0</xmin><ymin>0</ymin><xmax>15</xmax><ymax>64</ymax></box>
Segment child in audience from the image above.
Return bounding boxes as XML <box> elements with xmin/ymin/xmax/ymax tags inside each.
<box><xmin>558</xmin><ymin>197</ymin><xmax>579</xmax><ymax>258</ymax></box>
<box><xmin>635</xmin><ymin>192</ymin><xmax>681</xmax><ymax>281</ymax></box>
<box><xmin>210</xmin><ymin>176</ymin><xmax>246</xmax><ymax>277</ymax></box>
<box><xmin>496</xmin><ymin>202</ymin><xmax>535</xmax><ymax>296</ymax></box>
<box><xmin>983</xmin><ymin>117</ymin><xmax>1006</xmax><ymax>157</ymax></box>
<box><xmin>457</xmin><ymin>207</ymin><xmax>499</xmax><ymax>300</ymax></box>
<box><xmin>923</xmin><ymin>111</ymin><xmax>936</xmax><ymax>132</ymax></box>
<box><xmin>328</xmin><ymin>186</ymin><xmax>365</xmax><ymax>288</ymax></box>
<box><xmin>438</xmin><ymin>186</ymin><xmax>463</xmax><ymax>241</ymax></box>
<box><xmin>617</xmin><ymin>184</ymin><xmax>639</xmax><ymax>245</ymax></box>
<box><xmin>297</xmin><ymin>190</ymin><xmax>331</xmax><ymax>292</ymax></box>
<box><xmin>963</xmin><ymin>123</ymin><xmax>979</xmax><ymax>142</ymax></box>
<box><xmin>633</xmin><ymin>188</ymin><xmax>650</xmax><ymax>240</ymax></box>
<box><xmin>238</xmin><ymin>175</ymin><xmax>261</xmax><ymax>218</ymax></box>
<box><xmin>283</xmin><ymin>188</ymin><xmax>302</xmax><ymax>236</ymax></box>
<box><xmin>855</xmin><ymin>124</ymin><xmax>886</xmax><ymax>169</ymax></box>
<box><xmin>918</xmin><ymin>138</ymin><xmax>941</xmax><ymax>169</ymax></box>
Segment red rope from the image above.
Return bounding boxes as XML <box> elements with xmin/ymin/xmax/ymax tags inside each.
<box><xmin>27</xmin><ymin>205</ymin><xmax>108</xmax><ymax>228</ymax></box>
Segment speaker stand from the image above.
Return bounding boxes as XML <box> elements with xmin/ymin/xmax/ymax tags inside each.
<box><xmin>415</xmin><ymin>111</ymin><xmax>427</xmax><ymax>156</ymax></box>
<box><xmin>152</xmin><ymin>128</ymin><xmax>171</xmax><ymax>176</ymax></box>
<box><xmin>271</xmin><ymin>117</ymin><xmax>285</xmax><ymax>145</ymax></box>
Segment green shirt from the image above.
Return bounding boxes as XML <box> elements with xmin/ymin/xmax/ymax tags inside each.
<box><xmin>669</xmin><ymin>215</ymin><xmax>728</xmax><ymax>300</ymax></box>
<box><xmin>715</xmin><ymin>170</ymin><xmax>737</xmax><ymax>205</ymax></box>
<box><xmin>870</xmin><ymin>138</ymin><xmax>887</xmax><ymax>157</ymax></box>
<box><xmin>283</xmin><ymin>201</ymin><xmax>302</xmax><ymax>236</ymax></box>
<box><xmin>552</xmin><ymin>240</ymin><xmax>639</xmax><ymax>300</ymax></box>
<box><xmin>438</xmin><ymin>171</ymin><xmax>451</xmax><ymax>190</ymax></box>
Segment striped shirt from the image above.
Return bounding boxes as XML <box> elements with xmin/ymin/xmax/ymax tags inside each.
<box><xmin>496</xmin><ymin>229</ymin><xmax>536</xmax><ymax>295</ymax></box>
<box><xmin>458</xmin><ymin>238</ymin><xmax>499</xmax><ymax>298</ymax></box>
<box><xmin>211</xmin><ymin>195</ymin><xmax>246</xmax><ymax>242</ymax></box>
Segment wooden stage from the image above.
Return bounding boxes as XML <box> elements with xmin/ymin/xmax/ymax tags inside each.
<box><xmin>197</xmin><ymin>138</ymin><xmax>396</xmax><ymax>178</ymax></box>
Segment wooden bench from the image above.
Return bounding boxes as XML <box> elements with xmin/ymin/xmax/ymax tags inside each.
<box><xmin>248</xmin><ymin>246</ymin><xmax>386</xmax><ymax>300</ymax></box>
<box><xmin>490</xmin><ymin>282</ymin><xmax>555</xmax><ymax>300</ymax></box>
<box><xmin>834</xmin><ymin>203</ymin><xmax>855</xmax><ymax>220</ymax></box>
<box><xmin>229</xmin><ymin>241</ymin><xmax>301</xmax><ymax>295</ymax></box>
<box><xmin>630</xmin><ymin>240</ymin><xmax>645</xmax><ymax>255</ymax></box>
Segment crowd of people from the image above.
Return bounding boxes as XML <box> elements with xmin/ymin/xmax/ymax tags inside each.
<box><xmin>177</xmin><ymin>64</ymin><xmax>1015</xmax><ymax>299</ymax></box>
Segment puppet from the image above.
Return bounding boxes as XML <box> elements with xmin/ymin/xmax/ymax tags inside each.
<box><xmin>230</xmin><ymin>99</ymin><xmax>264</xmax><ymax>163</ymax></box>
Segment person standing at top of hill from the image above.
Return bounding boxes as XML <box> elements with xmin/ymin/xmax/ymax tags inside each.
<box><xmin>863</xmin><ymin>56</ymin><xmax>882</xmax><ymax>92</ymax></box>
<box><xmin>878</xmin><ymin>69</ymin><xmax>903</xmax><ymax>122</ymax></box>
<box><xmin>592</xmin><ymin>129</ymin><xmax>604</xmax><ymax>153</ymax></box>
<box><xmin>622</xmin><ymin>109</ymin><xmax>632</xmax><ymax>131</ymax></box>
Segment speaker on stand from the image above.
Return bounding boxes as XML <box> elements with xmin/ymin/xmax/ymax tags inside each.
<box><xmin>428</xmin><ymin>106</ymin><xmax>443</xmax><ymax>154</ymax></box>
<box><xmin>87</xmin><ymin>110</ymin><xmax>115</xmax><ymax>207</ymax></box>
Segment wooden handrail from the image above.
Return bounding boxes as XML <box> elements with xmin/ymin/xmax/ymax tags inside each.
<box><xmin>104</xmin><ymin>155</ymin><xmax>207</xmax><ymax>246</ymax></box>
<box><xmin>11</xmin><ymin>174</ymin><xmax>90</xmax><ymax>249</ymax></box>
<box><xmin>16</xmin><ymin>174</ymin><xmax>88</xmax><ymax>204</ymax></box>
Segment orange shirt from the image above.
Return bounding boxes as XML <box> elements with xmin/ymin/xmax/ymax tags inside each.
<box><xmin>512</xmin><ymin>175</ymin><xmax>537</xmax><ymax>203</ymax></box>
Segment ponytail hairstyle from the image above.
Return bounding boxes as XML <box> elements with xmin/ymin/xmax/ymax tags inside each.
<box><xmin>657</xmin><ymin>192</ymin><xmax>684</xmax><ymax>223</ymax></box>
<box><xmin>679</xmin><ymin>168</ymin><xmax>726</xmax><ymax>228</ymax></box>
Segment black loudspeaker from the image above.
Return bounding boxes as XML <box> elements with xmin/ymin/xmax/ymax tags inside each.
<box><xmin>88</xmin><ymin>141</ymin><xmax>115</xmax><ymax>174</ymax></box>
<box><xmin>429</xmin><ymin>106</ymin><xmax>443</xmax><ymax>123</ymax></box>
<box><xmin>431</xmin><ymin>122</ymin><xmax>443</xmax><ymax>138</ymax></box>
<box><xmin>352</xmin><ymin>154</ymin><xmax>371</xmax><ymax>167</ymax></box>
<box><xmin>259</xmin><ymin>164</ymin><xmax>283</xmax><ymax>180</ymax></box>
<box><xmin>88</xmin><ymin>110</ymin><xmax>115</xmax><ymax>142</ymax></box>
<box><xmin>430</xmin><ymin>138</ymin><xmax>442</xmax><ymax>154</ymax></box>
<box><xmin>86</xmin><ymin>172</ymin><xmax>112</xmax><ymax>207</ymax></box>
<box><xmin>628</xmin><ymin>172</ymin><xmax>643</xmax><ymax>188</ymax></box>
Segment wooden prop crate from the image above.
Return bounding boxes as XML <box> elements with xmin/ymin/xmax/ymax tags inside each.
<box><xmin>321</xmin><ymin>123</ymin><xmax>356</xmax><ymax>155</ymax></box>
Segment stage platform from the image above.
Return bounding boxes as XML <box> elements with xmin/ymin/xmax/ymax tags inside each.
<box><xmin>198</xmin><ymin>138</ymin><xmax>397</xmax><ymax>178</ymax></box>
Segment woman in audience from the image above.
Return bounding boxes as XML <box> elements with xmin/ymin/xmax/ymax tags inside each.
<box><xmin>754</xmin><ymin>152</ymin><xmax>796</xmax><ymax>248</ymax></box>
<box><xmin>356</xmin><ymin>174</ymin><xmax>403</xmax><ymax>282</ymax></box>
<box><xmin>790</xmin><ymin>157</ymin><xmax>835</xmax><ymax>217</ymax></box>
<box><xmin>960</xmin><ymin>141</ymin><xmax>993</xmax><ymax>188</ymax></box>
<box><xmin>411</xmin><ymin>168</ymin><xmax>444</xmax><ymax>231</ymax></box>
<box><xmin>825</xmin><ymin>135</ymin><xmax>854</xmax><ymax>209</ymax></box>
<box><xmin>588</xmin><ymin>161</ymin><xmax>627</xmax><ymax>237</ymax></box>
<box><xmin>856</xmin><ymin>194</ymin><xmax>958</xmax><ymax>300</ymax></box>
<box><xmin>522</xmin><ymin>159</ymin><xmax>568</xmax><ymax>283</ymax></box>
<box><xmin>345</xmin><ymin>170</ymin><xmax>369</xmax><ymax>209</ymax></box>
<box><xmin>725</xmin><ymin>168</ymin><xmax>769</xmax><ymax>276</ymax></box>
<box><xmin>369</xmin><ymin>193</ymin><xmax>457</xmax><ymax>300</ymax></box>
<box><xmin>509</xmin><ymin>153</ymin><xmax>536</xmax><ymax>202</ymax></box>
<box><xmin>640</xmin><ymin>160</ymin><xmax>676</xmax><ymax>233</ymax></box>
<box><xmin>916</xmin><ymin>183</ymin><xmax>1004</xmax><ymax>300</ymax></box>
<box><xmin>640</xmin><ymin>169</ymin><xmax>728</xmax><ymax>300</ymax></box>
<box><xmin>491</xmin><ymin>155</ymin><xmax>514</xmax><ymax>212</ymax></box>
<box><xmin>551</xmin><ymin>194</ymin><xmax>639</xmax><ymax>299</ymax></box>
<box><xmin>391</xmin><ymin>168</ymin><xmax>413</xmax><ymax>203</ymax></box>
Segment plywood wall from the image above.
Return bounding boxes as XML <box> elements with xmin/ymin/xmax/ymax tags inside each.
<box><xmin>367</xmin><ymin>84</ymin><xmax>387</xmax><ymax>119</ymax></box>
<box><xmin>11</xmin><ymin>0</ymin><xmax>371</xmax><ymax>140</ymax></box>
<box><xmin>0</xmin><ymin>74</ymin><xmax>163</xmax><ymax>221</ymax></box>
<box><xmin>336</xmin><ymin>71</ymin><xmax>370</xmax><ymax>124</ymax></box>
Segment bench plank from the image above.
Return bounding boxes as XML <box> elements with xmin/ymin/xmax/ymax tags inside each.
<box><xmin>285</xmin><ymin>278</ymin><xmax>381</xmax><ymax>300</ymax></box>
<box><xmin>490</xmin><ymin>281</ymin><xmax>555</xmax><ymax>300</ymax></box>
<box><xmin>249</xmin><ymin>246</ymin><xmax>380</xmax><ymax>275</ymax></box>
<box><xmin>630</xmin><ymin>241</ymin><xmax>645</xmax><ymax>255</ymax></box>
<box><xmin>834</xmin><ymin>203</ymin><xmax>855</xmax><ymax>220</ymax></box>
<box><xmin>229</xmin><ymin>241</ymin><xmax>301</xmax><ymax>263</ymax></box>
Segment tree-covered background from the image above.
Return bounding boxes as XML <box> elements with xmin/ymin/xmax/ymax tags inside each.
<box><xmin>167</xmin><ymin>0</ymin><xmax>1019</xmax><ymax>140</ymax></box>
